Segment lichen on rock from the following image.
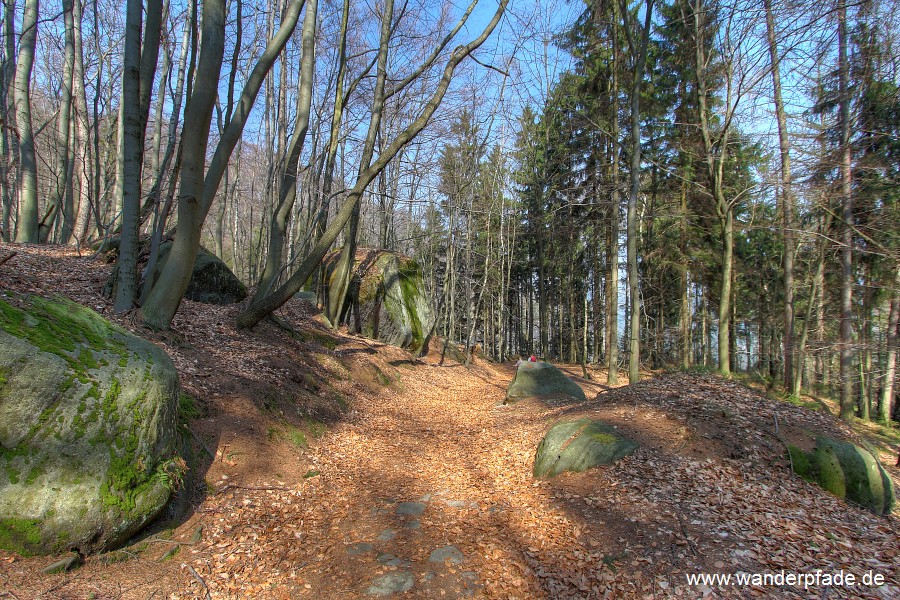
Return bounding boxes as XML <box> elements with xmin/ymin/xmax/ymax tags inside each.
<box><xmin>0</xmin><ymin>295</ymin><xmax>182</xmax><ymax>555</ymax></box>
<box><xmin>505</xmin><ymin>361</ymin><xmax>586</xmax><ymax>404</ymax></box>
<box><xmin>534</xmin><ymin>418</ymin><xmax>638</xmax><ymax>478</ymax></box>
<box><xmin>789</xmin><ymin>436</ymin><xmax>895</xmax><ymax>516</ymax></box>
<box><xmin>325</xmin><ymin>249</ymin><xmax>434</xmax><ymax>352</ymax></box>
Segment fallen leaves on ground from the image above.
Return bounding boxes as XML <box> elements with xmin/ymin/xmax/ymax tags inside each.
<box><xmin>0</xmin><ymin>244</ymin><xmax>897</xmax><ymax>599</ymax></box>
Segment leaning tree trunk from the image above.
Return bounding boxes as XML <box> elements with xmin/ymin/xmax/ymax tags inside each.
<box><xmin>139</xmin><ymin>0</ymin><xmax>227</xmax><ymax>328</ymax></box>
<box><xmin>140</xmin><ymin>0</ymin><xmax>304</xmax><ymax>329</ymax></box>
<box><xmin>236</xmin><ymin>0</ymin><xmax>509</xmax><ymax>330</ymax></box>
<box><xmin>13</xmin><ymin>0</ymin><xmax>39</xmax><ymax>243</ymax></box>
<box><xmin>254</xmin><ymin>0</ymin><xmax>318</xmax><ymax>302</ymax></box>
<box><xmin>326</xmin><ymin>0</ymin><xmax>394</xmax><ymax>327</ymax></box>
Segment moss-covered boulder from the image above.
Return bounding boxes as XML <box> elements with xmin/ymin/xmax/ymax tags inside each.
<box><xmin>148</xmin><ymin>241</ymin><xmax>247</xmax><ymax>305</ymax></box>
<box><xmin>325</xmin><ymin>249</ymin><xmax>433</xmax><ymax>352</ymax></box>
<box><xmin>505</xmin><ymin>361</ymin><xmax>586</xmax><ymax>404</ymax></box>
<box><xmin>789</xmin><ymin>437</ymin><xmax>895</xmax><ymax>516</ymax></box>
<box><xmin>534</xmin><ymin>419</ymin><xmax>638</xmax><ymax>478</ymax></box>
<box><xmin>0</xmin><ymin>296</ymin><xmax>183</xmax><ymax>555</ymax></box>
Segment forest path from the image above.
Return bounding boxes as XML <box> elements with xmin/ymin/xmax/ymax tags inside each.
<box><xmin>190</xmin><ymin>355</ymin><xmax>610</xmax><ymax>599</ymax></box>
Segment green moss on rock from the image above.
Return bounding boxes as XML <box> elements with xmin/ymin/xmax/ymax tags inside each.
<box><xmin>534</xmin><ymin>419</ymin><xmax>638</xmax><ymax>478</ymax></box>
<box><xmin>0</xmin><ymin>518</ymin><xmax>42</xmax><ymax>556</ymax></box>
<box><xmin>789</xmin><ymin>436</ymin><xmax>895</xmax><ymax>515</ymax></box>
<box><xmin>0</xmin><ymin>295</ymin><xmax>182</xmax><ymax>555</ymax></box>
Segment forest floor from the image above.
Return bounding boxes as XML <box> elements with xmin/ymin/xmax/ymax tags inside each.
<box><xmin>0</xmin><ymin>243</ymin><xmax>898</xmax><ymax>599</ymax></box>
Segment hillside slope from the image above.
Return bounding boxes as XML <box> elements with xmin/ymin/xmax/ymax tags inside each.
<box><xmin>0</xmin><ymin>244</ymin><xmax>897</xmax><ymax>599</ymax></box>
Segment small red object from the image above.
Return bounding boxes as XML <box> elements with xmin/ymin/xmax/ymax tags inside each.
<box><xmin>529</xmin><ymin>355</ymin><xmax>537</xmax><ymax>362</ymax></box>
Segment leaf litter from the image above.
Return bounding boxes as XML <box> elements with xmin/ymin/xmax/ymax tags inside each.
<box><xmin>0</xmin><ymin>243</ymin><xmax>897</xmax><ymax>599</ymax></box>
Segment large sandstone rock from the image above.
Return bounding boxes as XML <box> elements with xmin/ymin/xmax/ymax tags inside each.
<box><xmin>789</xmin><ymin>436</ymin><xmax>895</xmax><ymax>516</ymax></box>
<box><xmin>505</xmin><ymin>361</ymin><xmax>586</xmax><ymax>404</ymax></box>
<box><xmin>325</xmin><ymin>249</ymin><xmax>433</xmax><ymax>352</ymax></box>
<box><xmin>149</xmin><ymin>241</ymin><xmax>247</xmax><ymax>305</ymax></box>
<box><xmin>0</xmin><ymin>296</ymin><xmax>183</xmax><ymax>555</ymax></box>
<box><xmin>534</xmin><ymin>419</ymin><xmax>638</xmax><ymax>478</ymax></box>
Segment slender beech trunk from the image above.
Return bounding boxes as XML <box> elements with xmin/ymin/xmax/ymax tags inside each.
<box><xmin>114</xmin><ymin>0</ymin><xmax>163</xmax><ymax>312</ymax></box>
<box><xmin>692</xmin><ymin>0</ymin><xmax>732</xmax><ymax>375</ymax></box>
<box><xmin>39</xmin><ymin>0</ymin><xmax>75</xmax><ymax>242</ymax></box>
<box><xmin>255</xmin><ymin>0</ymin><xmax>318</xmax><ymax>302</ymax></box>
<box><xmin>879</xmin><ymin>270</ymin><xmax>899</xmax><ymax>426</ymax></box>
<box><xmin>140</xmin><ymin>0</ymin><xmax>304</xmax><ymax>329</ymax></box>
<box><xmin>607</xmin><ymin>31</ymin><xmax>621</xmax><ymax>385</ymax></box>
<box><xmin>0</xmin><ymin>0</ymin><xmax>16</xmax><ymax>241</ymax></box>
<box><xmin>325</xmin><ymin>0</ymin><xmax>393</xmax><ymax>327</ymax></box>
<box><xmin>13</xmin><ymin>0</ymin><xmax>39</xmax><ymax>242</ymax></box>
<box><xmin>764</xmin><ymin>0</ymin><xmax>795</xmax><ymax>393</ymax></box>
<box><xmin>623</xmin><ymin>0</ymin><xmax>654</xmax><ymax>384</ymax></box>
<box><xmin>838</xmin><ymin>0</ymin><xmax>854</xmax><ymax>420</ymax></box>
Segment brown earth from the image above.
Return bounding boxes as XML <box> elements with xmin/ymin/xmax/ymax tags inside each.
<box><xmin>0</xmin><ymin>244</ymin><xmax>897</xmax><ymax>599</ymax></box>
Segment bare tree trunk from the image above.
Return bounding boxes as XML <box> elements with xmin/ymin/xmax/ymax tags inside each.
<box><xmin>838</xmin><ymin>0</ymin><xmax>854</xmax><ymax>420</ymax></box>
<box><xmin>764</xmin><ymin>0</ymin><xmax>795</xmax><ymax>393</ymax></box>
<box><xmin>39</xmin><ymin>0</ymin><xmax>75</xmax><ymax>242</ymax></box>
<box><xmin>607</xmin><ymin>29</ymin><xmax>620</xmax><ymax>385</ymax></box>
<box><xmin>325</xmin><ymin>0</ymin><xmax>393</xmax><ymax>327</ymax></box>
<box><xmin>255</xmin><ymin>0</ymin><xmax>318</xmax><ymax>302</ymax></box>
<box><xmin>139</xmin><ymin>0</ymin><xmax>227</xmax><ymax>327</ymax></box>
<box><xmin>0</xmin><ymin>0</ymin><xmax>16</xmax><ymax>242</ymax></box>
<box><xmin>140</xmin><ymin>0</ymin><xmax>304</xmax><ymax>329</ymax></box>
<box><xmin>622</xmin><ymin>0</ymin><xmax>654</xmax><ymax>384</ymax></box>
<box><xmin>13</xmin><ymin>0</ymin><xmax>39</xmax><ymax>242</ymax></box>
<box><xmin>879</xmin><ymin>269</ymin><xmax>899</xmax><ymax>426</ymax></box>
<box><xmin>114</xmin><ymin>0</ymin><xmax>163</xmax><ymax>312</ymax></box>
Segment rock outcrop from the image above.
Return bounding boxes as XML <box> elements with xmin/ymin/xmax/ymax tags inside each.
<box><xmin>325</xmin><ymin>249</ymin><xmax>433</xmax><ymax>353</ymax></box>
<box><xmin>0</xmin><ymin>296</ymin><xmax>183</xmax><ymax>555</ymax></box>
<box><xmin>534</xmin><ymin>419</ymin><xmax>638</xmax><ymax>478</ymax></box>
<box><xmin>146</xmin><ymin>242</ymin><xmax>247</xmax><ymax>305</ymax></box>
<box><xmin>505</xmin><ymin>361</ymin><xmax>586</xmax><ymax>404</ymax></box>
<box><xmin>789</xmin><ymin>436</ymin><xmax>895</xmax><ymax>516</ymax></box>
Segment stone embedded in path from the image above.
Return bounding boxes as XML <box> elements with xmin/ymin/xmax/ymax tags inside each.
<box><xmin>505</xmin><ymin>361</ymin><xmax>586</xmax><ymax>404</ymax></box>
<box><xmin>377</xmin><ymin>528</ymin><xmax>397</xmax><ymax>542</ymax></box>
<box><xmin>534</xmin><ymin>418</ymin><xmax>638</xmax><ymax>478</ymax></box>
<box><xmin>396</xmin><ymin>501</ymin><xmax>426</xmax><ymax>516</ymax></box>
<box><xmin>429</xmin><ymin>545</ymin><xmax>464</xmax><ymax>565</ymax></box>
<box><xmin>366</xmin><ymin>571</ymin><xmax>414</xmax><ymax>596</ymax></box>
<box><xmin>376</xmin><ymin>553</ymin><xmax>410</xmax><ymax>568</ymax></box>
<box><xmin>347</xmin><ymin>542</ymin><xmax>374</xmax><ymax>556</ymax></box>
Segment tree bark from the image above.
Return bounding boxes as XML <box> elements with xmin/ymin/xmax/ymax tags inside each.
<box><xmin>254</xmin><ymin>0</ymin><xmax>318</xmax><ymax>302</ymax></box>
<box><xmin>38</xmin><ymin>0</ymin><xmax>75</xmax><ymax>242</ymax></box>
<box><xmin>13</xmin><ymin>0</ymin><xmax>39</xmax><ymax>242</ymax></box>
<box><xmin>838</xmin><ymin>0</ymin><xmax>854</xmax><ymax>420</ymax></box>
<box><xmin>623</xmin><ymin>0</ymin><xmax>654</xmax><ymax>383</ymax></box>
<box><xmin>140</xmin><ymin>0</ymin><xmax>304</xmax><ymax>329</ymax></box>
<box><xmin>879</xmin><ymin>269</ymin><xmax>899</xmax><ymax>426</ymax></box>
<box><xmin>139</xmin><ymin>0</ymin><xmax>227</xmax><ymax>328</ymax></box>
